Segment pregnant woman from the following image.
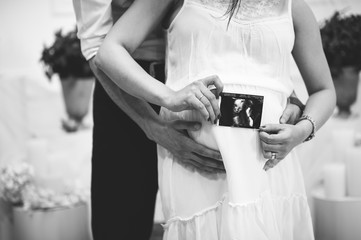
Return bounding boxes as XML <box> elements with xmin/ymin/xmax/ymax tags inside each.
<box><xmin>95</xmin><ymin>0</ymin><xmax>336</xmax><ymax>239</ymax></box>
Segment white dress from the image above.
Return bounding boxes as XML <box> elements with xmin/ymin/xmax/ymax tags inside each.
<box><xmin>158</xmin><ymin>0</ymin><xmax>315</xmax><ymax>239</ymax></box>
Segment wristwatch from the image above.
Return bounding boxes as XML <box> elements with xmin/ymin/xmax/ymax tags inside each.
<box><xmin>289</xmin><ymin>96</ymin><xmax>305</xmax><ymax>112</ymax></box>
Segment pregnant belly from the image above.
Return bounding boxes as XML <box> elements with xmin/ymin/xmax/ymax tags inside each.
<box><xmin>159</xmin><ymin>84</ymin><xmax>288</xmax><ymax>150</ymax></box>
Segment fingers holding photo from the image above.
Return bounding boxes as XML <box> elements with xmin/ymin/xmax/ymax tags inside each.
<box><xmin>190</xmin><ymin>94</ymin><xmax>212</xmax><ymax>122</ymax></box>
<box><xmin>169</xmin><ymin>75</ymin><xmax>223</xmax><ymax>123</ymax></box>
<box><xmin>198</xmin><ymin>82</ymin><xmax>221</xmax><ymax>121</ymax></box>
<box><xmin>196</xmin><ymin>86</ymin><xmax>216</xmax><ymax>122</ymax></box>
<box><xmin>200</xmin><ymin>74</ymin><xmax>224</xmax><ymax>98</ymax></box>
<box><xmin>259</xmin><ymin>123</ymin><xmax>299</xmax><ymax>170</ymax></box>
<box><xmin>197</xmin><ymin>75</ymin><xmax>223</xmax><ymax>122</ymax></box>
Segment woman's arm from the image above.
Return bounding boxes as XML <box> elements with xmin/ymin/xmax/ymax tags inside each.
<box><xmin>291</xmin><ymin>0</ymin><xmax>336</xmax><ymax>128</ymax></box>
<box><xmin>96</xmin><ymin>0</ymin><xmax>173</xmax><ymax>106</ymax></box>
<box><xmin>95</xmin><ymin>0</ymin><xmax>222</xmax><ymax>123</ymax></box>
<box><xmin>259</xmin><ymin>0</ymin><xmax>336</xmax><ymax>170</ymax></box>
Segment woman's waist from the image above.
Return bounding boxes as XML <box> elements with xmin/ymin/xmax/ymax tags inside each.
<box><xmin>166</xmin><ymin>74</ymin><xmax>293</xmax><ymax>96</ymax></box>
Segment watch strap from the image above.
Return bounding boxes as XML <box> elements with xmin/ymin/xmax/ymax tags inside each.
<box><xmin>289</xmin><ymin>96</ymin><xmax>305</xmax><ymax>112</ymax></box>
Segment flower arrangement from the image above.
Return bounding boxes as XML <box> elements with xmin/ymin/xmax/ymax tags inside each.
<box><xmin>40</xmin><ymin>26</ymin><xmax>93</xmax><ymax>81</ymax></box>
<box><xmin>320</xmin><ymin>11</ymin><xmax>361</xmax><ymax>77</ymax></box>
<box><xmin>22</xmin><ymin>185</ymin><xmax>88</xmax><ymax>211</ymax></box>
<box><xmin>0</xmin><ymin>162</ymin><xmax>88</xmax><ymax>210</ymax></box>
<box><xmin>0</xmin><ymin>162</ymin><xmax>34</xmax><ymax>206</ymax></box>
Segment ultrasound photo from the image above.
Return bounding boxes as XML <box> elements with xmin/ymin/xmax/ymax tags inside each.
<box><xmin>217</xmin><ymin>92</ymin><xmax>264</xmax><ymax>129</ymax></box>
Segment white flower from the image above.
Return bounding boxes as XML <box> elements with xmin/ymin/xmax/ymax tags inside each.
<box><xmin>0</xmin><ymin>162</ymin><xmax>88</xmax><ymax>210</ymax></box>
<box><xmin>22</xmin><ymin>185</ymin><xmax>88</xmax><ymax>211</ymax></box>
<box><xmin>0</xmin><ymin>162</ymin><xmax>34</xmax><ymax>205</ymax></box>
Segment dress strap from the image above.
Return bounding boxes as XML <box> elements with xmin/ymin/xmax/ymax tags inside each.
<box><xmin>287</xmin><ymin>0</ymin><xmax>293</xmax><ymax>20</ymax></box>
<box><xmin>168</xmin><ymin>0</ymin><xmax>188</xmax><ymax>31</ymax></box>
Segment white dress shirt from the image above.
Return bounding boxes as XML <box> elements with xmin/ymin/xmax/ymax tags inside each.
<box><xmin>72</xmin><ymin>0</ymin><xmax>165</xmax><ymax>61</ymax></box>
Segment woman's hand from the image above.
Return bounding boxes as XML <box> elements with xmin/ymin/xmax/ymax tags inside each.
<box><xmin>259</xmin><ymin>121</ymin><xmax>313</xmax><ymax>171</ymax></box>
<box><xmin>164</xmin><ymin>75</ymin><xmax>223</xmax><ymax>123</ymax></box>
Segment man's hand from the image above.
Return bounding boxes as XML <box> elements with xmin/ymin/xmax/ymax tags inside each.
<box><xmin>279</xmin><ymin>103</ymin><xmax>302</xmax><ymax>124</ymax></box>
<box><xmin>146</xmin><ymin>119</ymin><xmax>225</xmax><ymax>174</ymax></box>
<box><xmin>279</xmin><ymin>94</ymin><xmax>304</xmax><ymax>124</ymax></box>
<box><xmin>88</xmin><ymin>58</ymin><xmax>225</xmax><ymax>174</ymax></box>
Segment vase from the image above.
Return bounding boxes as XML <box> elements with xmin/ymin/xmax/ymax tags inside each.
<box><xmin>312</xmin><ymin>188</ymin><xmax>361</xmax><ymax>240</ymax></box>
<box><xmin>0</xmin><ymin>199</ymin><xmax>14</xmax><ymax>240</ymax></box>
<box><xmin>345</xmin><ymin>146</ymin><xmax>361</xmax><ymax>197</ymax></box>
<box><xmin>333</xmin><ymin>67</ymin><xmax>360</xmax><ymax>118</ymax></box>
<box><xmin>60</xmin><ymin>77</ymin><xmax>94</xmax><ymax>132</ymax></box>
<box><xmin>13</xmin><ymin>203</ymin><xmax>91</xmax><ymax>240</ymax></box>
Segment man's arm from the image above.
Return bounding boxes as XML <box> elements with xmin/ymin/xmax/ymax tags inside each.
<box><xmin>72</xmin><ymin>0</ymin><xmax>224</xmax><ymax>172</ymax></box>
<box><xmin>89</xmin><ymin>58</ymin><xmax>225</xmax><ymax>173</ymax></box>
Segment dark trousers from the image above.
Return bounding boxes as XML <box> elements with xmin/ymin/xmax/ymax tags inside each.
<box><xmin>91</xmin><ymin>60</ymin><xmax>165</xmax><ymax>240</ymax></box>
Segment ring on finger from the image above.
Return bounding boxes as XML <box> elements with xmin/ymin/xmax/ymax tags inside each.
<box><xmin>198</xmin><ymin>95</ymin><xmax>204</xmax><ymax>101</ymax></box>
<box><xmin>271</xmin><ymin>152</ymin><xmax>277</xmax><ymax>160</ymax></box>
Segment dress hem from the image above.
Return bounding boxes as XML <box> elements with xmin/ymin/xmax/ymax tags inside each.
<box><xmin>162</xmin><ymin>191</ymin><xmax>308</xmax><ymax>229</ymax></box>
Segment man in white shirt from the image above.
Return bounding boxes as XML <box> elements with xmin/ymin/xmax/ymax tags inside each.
<box><xmin>72</xmin><ymin>1</ymin><xmax>303</xmax><ymax>239</ymax></box>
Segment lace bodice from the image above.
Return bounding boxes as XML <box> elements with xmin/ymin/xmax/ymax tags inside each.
<box><xmin>191</xmin><ymin>0</ymin><xmax>283</xmax><ymax>20</ymax></box>
<box><xmin>166</xmin><ymin>0</ymin><xmax>294</xmax><ymax>95</ymax></box>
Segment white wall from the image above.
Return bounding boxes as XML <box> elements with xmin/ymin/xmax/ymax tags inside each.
<box><xmin>307</xmin><ymin>0</ymin><xmax>361</xmax><ymax>21</ymax></box>
<box><xmin>0</xmin><ymin>0</ymin><xmax>76</xmax><ymax>83</ymax></box>
<box><xmin>0</xmin><ymin>0</ymin><xmax>77</xmax><ymax>165</ymax></box>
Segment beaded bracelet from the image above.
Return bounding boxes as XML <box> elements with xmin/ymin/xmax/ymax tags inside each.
<box><xmin>296</xmin><ymin>115</ymin><xmax>316</xmax><ymax>142</ymax></box>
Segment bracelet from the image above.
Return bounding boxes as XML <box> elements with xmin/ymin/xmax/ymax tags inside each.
<box><xmin>296</xmin><ymin>114</ymin><xmax>316</xmax><ymax>142</ymax></box>
<box><xmin>289</xmin><ymin>96</ymin><xmax>305</xmax><ymax>112</ymax></box>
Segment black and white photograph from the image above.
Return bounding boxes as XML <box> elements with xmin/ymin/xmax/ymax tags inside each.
<box><xmin>218</xmin><ymin>93</ymin><xmax>264</xmax><ymax>129</ymax></box>
<box><xmin>1</xmin><ymin>0</ymin><xmax>361</xmax><ymax>240</ymax></box>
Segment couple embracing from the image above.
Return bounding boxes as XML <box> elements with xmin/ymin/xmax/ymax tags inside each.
<box><xmin>73</xmin><ymin>0</ymin><xmax>336</xmax><ymax>239</ymax></box>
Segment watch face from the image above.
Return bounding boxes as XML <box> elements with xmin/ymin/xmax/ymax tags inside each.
<box><xmin>216</xmin><ymin>92</ymin><xmax>264</xmax><ymax>129</ymax></box>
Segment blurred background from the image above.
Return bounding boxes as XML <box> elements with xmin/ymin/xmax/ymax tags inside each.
<box><xmin>0</xmin><ymin>0</ymin><xmax>360</xmax><ymax>240</ymax></box>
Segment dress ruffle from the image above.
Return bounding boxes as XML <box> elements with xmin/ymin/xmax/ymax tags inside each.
<box><xmin>162</xmin><ymin>191</ymin><xmax>314</xmax><ymax>240</ymax></box>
